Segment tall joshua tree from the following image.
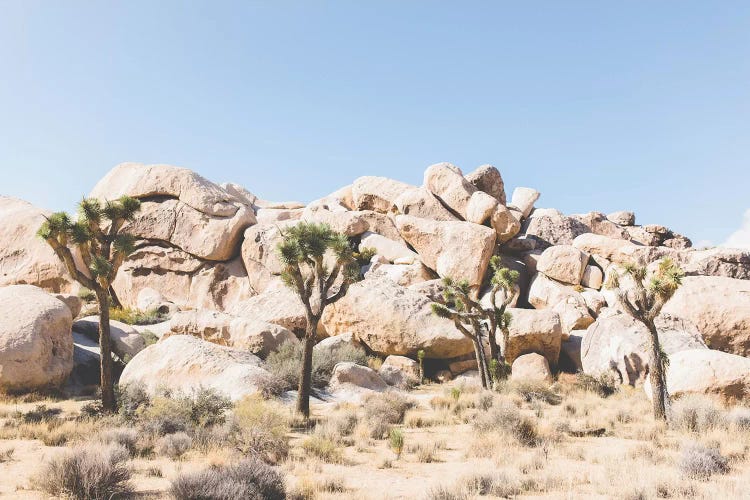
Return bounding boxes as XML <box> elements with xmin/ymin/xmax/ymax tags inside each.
<box><xmin>277</xmin><ymin>222</ymin><xmax>359</xmax><ymax>418</ymax></box>
<box><xmin>606</xmin><ymin>257</ymin><xmax>684</xmax><ymax>422</ymax></box>
<box><xmin>431</xmin><ymin>257</ymin><xmax>519</xmax><ymax>389</ymax></box>
<box><xmin>38</xmin><ymin>196</ymin><xmax>141</xmax><ymax>412</ymax></box>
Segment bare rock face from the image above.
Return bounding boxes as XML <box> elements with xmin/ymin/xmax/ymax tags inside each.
<box><xmin>359</xmin><ymin>232</ymin><xmax>417</xmax><ymax>263</ymax></box>
<box><xmin>503</xmin><ymin>308</ymin><xmax>563</xmax><ymax>368</ymax></box>
<box><xmin>581</xmin><ymin>313</ymin><xmax>707</xmax><ymax>386</ymax></box>
<box><xmin>511</xmin><ymin>353</ymin><xmax>552</xmax><ymax>384</ymax></box>
<box><xmin>352</xmin><ymin>176</ymin><xmax>414</xmax><ymax>213</ymax></box>
<box><xmin>644</xmin><ymin>349</ymin><xmax>750</xmax><ymax>404</ymax></box>
<box><xmin>509</xmin><ymin>187</ymin><xmax>540</xmax><ymax>219</ymax></box>
<box><xmin>607</xmin><ymin>211</ymin><xmax>635</xmax><ymax>226</ymax></box>
<box><xmin>379</xmin><ymin>355</ymin><xmax>420</xmax><ymax>388</ymax></box>
<box><xmin>522</xmin><ymin>209</ymin><xmax>588</xmax><ymax>248</ymax></box>
<box><xmin>395</xmin><ymin>215</ymin><xmax>495</xmax><ymax>288</ymax></box>
<box><xmin>528</xmin><ymin>273</ymin><xmax>594</xmax><ymax>334</ymax></box>
<box><xmin>680</xmin><ymin>247</ymin><xmax>750</xmax><ymax>280</ymax></box>
<box><xmin>581</xmin><ymin>265</ymin><xmax>603</xmax><ymax>290</ymax></box>
<box><xmin>321</xmin><ymin>277</ymin><xmax>473</xmax><ymax>358</ymax></box>
<box><xmin>168</xmin><ymin>309</ymin><xmax>297</xmax><ymax>358</ymax></box>
<box><xmin>73</xmin><ymin>316</ymin><xmax>145</xmax><ymax>360</ymax></box>
<box><xmin>571</xmin><ymin>212</ymin><xmax>629</xmax><ymax>240</ymax></box>
<box><xmin>423</xmin><ymin>162</ymin><xmax>474</xmax><ymax>219</ymax></box>
<box><xmin>329</xmin><ymin>362</ymin><xmax>388</xmax><ymax>392</ymax></box>
<box><xmin>465</xmin><ymin>164</ymin><xmax>506</xmax><ymax>204</ymax></box>
<box><xmin>536</xmin><ymin>245</ymin><xmax>589</xmax><ymax>285</ymax></box>
<box><xmin>301</xmin><ymin>206</ymin><xmax>400</xmax><ymax>240</ymax></box>
<box><xmin>119</xmin><ymin>335</ymin><xmax>269</xmax><ymax>401</ymax></box>
<box><xmin>661</xmin><ymin>276</ymin><xmax>750</xmax><ymax>357</ymax></box>
<box><xmin>491</xmin><ymin>205</ymin><xmax>522</xmax><ymax>242</ymax></box>
<box><xmin>0</xmin><ymin>197</ymin><xmax>76</xmax><ymax>292</ymax></box>
<box><xmin>365</xmin><ymin>260</ymin><xmax>435</xmax><ymax>287</ymax></box>
<box><xmin>394</xmin><ymin>187</ymin><xmax>459</xmax><ymax>221</ymax></box>
<box><xmin>241</xmin><ymin>221</ymin><xmax>298</xmax><ymax>294</ymax></box>
<box><xmin>231</xmin><ymin>280</ymin><xmax>308</xmax><ymax>336</ymax></box>
<box><xmin>0</xmin><ymin>285</ymin><xmax>73</xmax><ymax>392</ymax></box>
<box><xmin>572</xmin><ymin>233</ymin><xmax>675</xmax><ymax>265</ymax></box>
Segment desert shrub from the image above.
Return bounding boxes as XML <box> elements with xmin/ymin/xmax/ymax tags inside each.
<box><xmin>671</xmin><ymin>396</ymin><xmax>725</xmax><ymax>433</ymax></box>
<box><xmin>498</xmin><ymin>380</ymin><xmax>561</xmax><ymax>405</ymax></box>
<box><xmin>363</xmin><ymin>392</ymin><xmax>415</xmax><ymax>426</ymax></box>
<box><xmin>230</xmin><ymin>395</ymin><xmax>290</xmax><ymax>463</ymax></box>
<box><xmin>0</xmin><ymin>448</ymin><xmax>14</xmax><ymax>463</ymax></box>
<box><xmin>461</xmin><ymin>472</ymin><xmax>521</xmax><ymax>497</ymax></box>
<box><xmin>314</xmin><ymin>409</ymin><xmax>358</xmax><ymax>443</ymax></box>
<box><xmin>138</xmin><ymin>396</ymin><xmax>192</xmax><ymax>436</ymax></box>
<box><xmin>472</xmin><ymin>403</ymin><xmax>539</xmax><ymax>447</ymax></box>
<box><xmin>727</xmin><ymin>407</ymin><xmax>750</xmax><ymax>431</ymax></box>
<box><xmin>97</xmin><ymin>428</ymin><xmax>139</xmax><ymax>457</ymax></box>
<box><xmin>678</xmin><ymin>442</ymin><xmax>729</xmax><ymax>479</ymax></box>
<box><xmin>389</xmin><ymin>428</ymin><xmax>405</xmax><ymax>458</ymax></box>
<box><xmin>140</xmin><ymin>330</ymin><xmax>159</xmax><ymax>347</ymax></box>
<box><xmin>35</xmin><ymin>444</ymin><xmax>132</xmax><ymax>499</ymax></box>
<box><xmin>263</xmin><ymin>340</ymin><xmax>368</xmax><ymax>394</ymax></box>
<box><xmin>574</xmin><ymin>372</ymin><xmax>619</xmax><ymax>398</ymax></box>
<box><xmin>170</xmin><ymin>459</ymin><xmax>286</xmax><ymax>500</ymax></box>
<box><xmin>78</xmin><ymin>287</ymin><xmax>96</xmax><ymax>302</ymax></box>
<box><xmin>117</xmin><ymin>383</ymin><xmax>151</xmax><ymax>422</ymax></box>
<box><xmin>301</xmin><ymin>435</ymin><xmax>344</xmax><ymax>463</ymax></box>
<box><xmin>109</xmin><ymin>306</ymin><xmax>166</xmax><ymax>325</ymax></box>
<box><xmin>413</xmin><ymin>443</ymin><xmax>439</xmax><ymax>463</ymax></box>
<box><xmin>190</xmin><ymin>387</ymin><xmax>232</xmax><ymax>427</ymax></box>
<box><xmin>21</xmin><ymin>404</ymin><xmax>61</xmax><ymax>423</ymax></box>
<box><xmin>156</xmin><ymin>432</ymin><xmax>193</xmax><ymax>459</ymax></box>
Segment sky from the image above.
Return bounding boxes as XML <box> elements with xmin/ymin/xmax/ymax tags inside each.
<box><xmin>1</xmin><ymin>1</ymin><xmax>749</xmax><ymax>247</ymax></box>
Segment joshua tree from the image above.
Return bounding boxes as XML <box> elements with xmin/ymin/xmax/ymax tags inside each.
<box><xmin>277</xmin><ymin>222</ymin><xmax>359</xmax><ymax>418</ymax></box>
<box><xmin>485</xmin><ymin>256</ymin><xmax>519</xmax><ymax>365</ymax></box>
<box><xmin>38</xmin><ymin>196</ymin><xmax>141</xmax><ymax>412</ymax></box>
<box><xmin>606</xmin><ymin>257</ymin><xmax>684</xmax><ymax>422</ymax></box>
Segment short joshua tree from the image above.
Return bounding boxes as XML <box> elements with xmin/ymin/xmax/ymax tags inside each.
<box><xmin>277</xmin><ymin>222</ymin><xmax>360</xmax><ymax>418</ymax></box>
<box><xmin>430</xmin><ymin>257</ymin><xmax>519</xmax><ymax>389</ymax></box>
<box><xmin>606</xmin><ymin>257</ymin><xmax>684</xmax><ymax>422</ymax></box>
<box><xmin>38</xmin><ymin>196</ymin><xmax>141</xmax><ymax>412</ymax></box>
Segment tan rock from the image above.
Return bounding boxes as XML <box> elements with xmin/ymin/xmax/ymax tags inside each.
<box><xmin>509</xmin><ymin>187</ymin><xmax>540</xmax><ymax>219</ymax></box>
<box><xmin>661</xmin><ymin>276</ymin><xmax>750</xmax><ymax>356</ymax></box>
<box><xmin>511</xmin><ymin>353</ymin><xmax>552</xmax><ymax>383</ymax></box>
<box><xmin>0</xmin><ymin>285</ymin><xmax>73</xmax><ymax>392</ymax></box>
<box><xmin>314</xmin><ymin>332</ymin><xmax>366</xmax><ymax>359</ymax></box>
<box><xmin>365</xmin><ymin>261</ymin><xmax>435</xmax><ymax>287</ymax></box>
<box><xmin>352</xmin><ymin>176</ymin><xmax>413</xmax><ymax>213</ymax></box>
<box><xmin>119</xmin><ymin>335</ymin><xmax>269</xmax><ymax>401</ymax></box>
<box><xmin>73</xmin><ymin>316</ymin><xmax>145</xmax><ymax>360</ymax></box>
<box><xmin>572</xmin><ymin>233</ymin><xmax>675</xmax><ymax>265</ymax></box>
<box><xmin>54</xmin><ymin>294</ymin><xmax>83</xmax><ymax>318</ymax></box>
<box><xmin>232</xmin><ymin>280</ymin><xmax>308</xmax><ymax>335</ymax></box>
<box><xmin>528</xmin><ymin>273</ymin><xmax>594</xmax><ymax>334</ymax></box>
<box><xmin>503</xmin><ymin>307</ymin><xmax>563</xmax><ymax>367</ymax></box>
<box><xmin>465</xmin><ymin>164</ymin><xmax>506</xmax><ymax>204</ymax></box>
<box><xmin>571</xmin><ymin>212</ymin><xmax>629</xmax><ymax>240</ymax></box>
<box><xmin>321</xmin><ymin>277</ymin><xmax>473</xmax><ymax>358</ymax></box>
<box><xmin>423</xmin><ymin>162</ymin><xmax>484</xmax><ymax>220</ymax></box>
<box><xmin>255</xmin><ymin>207</ymin><xmax>304</xmax><ymax>224</ymax></box>
<box><xmin>379</xmin><ymin>355</ymin><xmax>420</xmax><ymax>388</ymax></box>
<box><xmin>559</xmin><ymin>330</ymin><xmax>585</xmax><ymax>373</ymax></box>
<box><xmin>581</xmin><ymin>265</ymin><xmax>603</xmax><ymax>290</ymax></box>
<box><xmin>466</xmin><ymin>191</ymin><xmax>499</xmax><ymax>225</ymax></box>
<box><xmin>581</xmin><ymin>313</ymin><xmax>707</xmax><ymax>385</ymax></box>
<box><xmin>329</xmin><ymin>362</ymin><xmax>388</xmax><ymax>392</ymax></box>
<box><xmin>359</xmin><ymin>232</ymin><xmax>416</xmax><ymax>263</ymax></box>
<box><xmin>90</xmin><ymin>163</ymin><xmax>241</xmax><ymax>217</ymax></box>
<box><xmin>644</xmin><ymin>349</ymin><xmax>750</xmax><ymax>404</ymax></box>
<box><xmin>607</xmin><ymin>211</ymin><xmax>635</xmax><ymax>226</ymax></box>
<box><xmin>393</xmin><ymin>187</ymin><xmax>458</xmax><ymax>221</ymax></box>
<box><xmin>680</xmin><ymin>247</ymin><xmax>750</xmax><ymax>280</ymax></box>
<box><xmin>580</xmin><ymin>290</ymin><xmax>606</xmax><ymax>316</ymax></box>
<box><xmin>395</xmin><ymin>215</ymin><xmax>495</xmax><ymax>288</ymax></box>
<box><xmin>241</xmin><ymin>221</ymin><xmax>298</xmax><ymax>294</ymax></box>
<box><xmin>491</xmin><ymin>205</ymin><xmax>521</xmax><ymax>242</ymax></box>
<box><xmin>522</xmin><ymin>209</ymin><xmax>588</xmax><ymax>248</ymax></box>
<box><xmin>536</xmin><ymin>245</ymin><xmax>589</xmax><ymax>285</ymax></box>
<box><xmin>0</xmin><ymin>197</ymin><xmax>76</xmax><ymax>292</ymax></box>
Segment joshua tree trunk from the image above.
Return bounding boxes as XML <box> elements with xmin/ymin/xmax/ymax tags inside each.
<box><xmin>487</xmin><ymin>327</ymin><xmax>499</xmax><ymax>366</ymax></box>
<box><xmin>471</xmin><ymin>340</ymin><xmax>488</xmax><ymax>389</ymax></box>
<box><xmin>96</xmin><ymin>288</ymin><xmax>116</xmax><ymax>412</ymax></box>
<box><xmin>296</xmin><ymin>319</ymin><xmax>318</xmax><ymax>418</ymax></box>
<box><xmin>646</xmin><ymin>320</ymin><xmax>669</xmax><ymax>421</ymax></box>
<box><xmin>500</xmin><ymin>327</ymin><xmax>510</xmax><ymax>363</ymax></box>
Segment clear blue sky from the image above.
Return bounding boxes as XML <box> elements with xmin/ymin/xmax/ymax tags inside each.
<box><xmin>1</xmin><ymin>1</ymin><xmax>749</xmax><ymax>246</ymax></box>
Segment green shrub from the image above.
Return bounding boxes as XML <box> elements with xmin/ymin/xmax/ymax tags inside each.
<box><xmin>170</xmin><ymin>459</ymin><xmax>286</xmax><ymax>500</ymax></box>
<box><xmin>156</xmin><ymin>432</ymin><xmax>192</xmax><ymax>460</ymax></box>
<box><xmin>140</xmin><ymin>330</ymin><xmax>159</xmax><ymax>347</ymax></box>
<box><xmin>117</xmin><ymin>384</ymin><xmax>151</xmax><ymax>422</ymax></box>
<box><xmin>138</xmin><ymin>396</ymin><xmax>192</xmax><ymax>436</ymax></box>
<box><xmin>109</xmin><ymin>306</ymin><xmax>166</xmax><ymax>325</ymax></box>
<box><xmin>230</xmin><ymin>395</ymin><xmax>290</xmax><ymax>464</ymax></box>
<box><xmin>500</xmin><ymin>380</ymin><xmax>562</xmax><ymax>405</ymax></box>
<box><xmin>21</xmin><ymin>404</ymin><xmax>61</xmax><ymax>423</ymax></box>
<box><xmin>35</xmin><ymin>444</ymin><xmax>132</xmax><ymax>499</ymax></box>
<box><xmin>77</xmin><ymin>287</ymin><xmax>96</xmax><ymax>302</ymax></box>
<box><xmin>389</xmin><ymin>428</ymin><xmax>404</xmax><ymax>458</ymax></box>
<box><xmin>574</xmin><ymin>372</ymin><xmax>619</xmax><ymax>398</ymax></box>
<box><xmin>302</xmin><ymin>435</ymin><xmax>344</xmax><ymax>463</ymax></box>
<box><xmin>190</xmin><ymin>387</ymin><xmax>232</xmax><ymax>427</ymax></box>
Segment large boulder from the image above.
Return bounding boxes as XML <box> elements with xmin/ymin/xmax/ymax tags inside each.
<box><xmin>393</xmin><ymin>187</ymin><xmax>458</xmax><ymax>221</ymax></box>
<box><xmin>378</xmin><ymin>355</ymin><xmax>421</xmax><ymax>388</ymax></box>
<box><xmin>570</xmin><ymin>212</ymin><xmax>629</xmax><ymax>240</ymax></box>
<box><xmin>423</xmin><ymin>162</ymin><xmax>498</xmax><ymax>224</ymax></box>
<box><xmin>607</xmin><ymin>211</ymin><xmax>635</xmax><ymax>226</ymax></box>
<box><xmin>465</xmin><ymin>164</ymin><xmax>506</xmax><ymax>204</ymax></box>
<box><xmin>509</xmin><ymin>187</ymin><xmax>540</xmax><ymax>219</ymax></box>
<box><xmin>0</xmin><ymin>285</ymin><xmax>73</xmax><ymax>392</ymax></box>
<box><xmin>321</xmin><ymin>277</ymin><xmax>473</xmax><ymax>358</ymax></box>
<box><xmin>395</xmin><ymin>215</ymin><xmax>495</xmax><ymax>288</ymax></box>
<box><xmin>572</xmin><ymin>233</ymin><xmax>674</xmax><ymax>265</ymax></box>
<box><xmin>231</xmin><ymin>281</ymin><xmax>308</xmax><ymax>335</ymax></box>
<box><xmin>120</xmin><ymin>335</ymin><xmax>270</xmax><ymax>401</ymax></box>
<box><xmin>536</xmin><ymin>245</ymin><xmax>589</xmax><ymax>285</ymax></box>
<box><xmin>168</xmin><ymin>309</ymin><xmax>297</xmax><ymax>357</ymax></box>
<box><xmin>559</xmin><ymin>330</ymin><xmax>584</xmax><ymax>373</ymax></box>
<box><xmin>301</xmin><ymin>206</ymin><xmax>400</xmax><ymax>240</ymax></box>
<box><xmin>644</xmin><ymin>349</ymin><xmax>750</xmax><ymax>404</ymax></box>
<box><xmin>241</xmin><ymin>221</ymin><xmax>298</xmax><ymax>294</ymax></box>
<box><xmin>521</xmin><ymin>209</ymin><xmax>588</xmax><ymax>248</ymax></box>
<box><xmin>511</xmin><ymin>353</ymin><xmax>552</xmax><ymax>384</ymax></box>
<box><xmin>528</xmin><ymin>273</ymin><xmax>594</xmax><ymax>333</ymax></box>
<box><xmin>314</xmin><ymin>333</ymin><xmax>366</xmax><ymax>359</ymax></box>
<box><xmin>491</xmin><ymin>205</ymin><xmax>522</xmax><ymax>242</ymax></box>
<box><xmin>661</xmin><ymin>276</ymin><xmax>750</xmax><ymax>356</ymax></box>
<box><xmin>365</xmin><ymin>260</ymin><xmax>435</xmax><ymax>287</ymax></box>
<box><xmin>581</xmin><ymin>313</ymin><xmax>707</xmax><ymax>386</ymax></box>
<box><xmin>0</xmin><ymin>197</ymin><xmax>76</xmax><ymax>292</ymax></box>
<box><xmin>73</xmin><ymin>316</ymin><xmax>145</xmax><ymax>360</ymax></box>
<box><xmin>503</xmin><ymin>308</ymin><xmax>563</xmax><ymax>368</ymax></box>
<box><xmin>351</xmin><ymin>176</ymin><xmax>413</xmax><ymax>213</ymax></box>
<box><xmin>329</xmin><ymin>362</ymin><xmax>388</xmax><ymax>392</ymax></box>
<box><xmin>680</xmin><ymin>247</ymin><xmax>750</xmax><ymax>280</ymax></box>
<box><xmin>359</xmin><ymin>232</ymin><xmax>417</xmax><ymax>263</ymax></box>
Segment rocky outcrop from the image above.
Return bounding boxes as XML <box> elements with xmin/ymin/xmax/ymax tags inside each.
<box><xmin>379</xmin><ymin>355</ymin><xmax>420</xmax><ymax>388</ymax></box>
<box><xmin>395</xmin><ymin>215</ymin><xmax>495</xmax><ymax>288</ymax></box>
<box><xmin>661</xmin><ymin>276</ymin><xmax>750</xmax><ymax>356</ymax></box>
<box><xmin>465</xmin><ymin>164</ymin><xmax>506</xmax><ymax>204</ymax></box>
<box><xmin>644</xmin><ymin>349</ymin><xmax>750</xmax><ymax>404</ymax></box>
<box><xmin>536</xmin><ymin>245</ymin><xmax>589</xmax><ymax>285</ymax></box>
<box><xmin>581</xmin><ymin>313</ymin><xmax>707</xmax><ymax>385</ymax></box>
<box><xmin>321</xmin><ymin>277</ymin><xmax>473</xmax><ymax>358</ymax></box>
<box><xmin>528</xmin><ymin>273</ymin><xmax>594</xmax><ymax>333</ymax></box>
<box><xmin>119</xmin><ymin>335</ymin><xmax>270</xmax><ymax>401</ymax></box>
<box><xmin>0</xmin><ymin>197</ymin><xmax>77</xmax><ymax>292</ymax></box>
<box><xmin>511</xmin><ymin>353</ymin><xmax>553</xmax><ymax>383</ymax></box>
<box><xmin>394</xmin><ymin>187</ymin><xmax>458</xmax><ymax>221</ymax></box>
<box><xmin>329</xmin><ymin>362</ymin><xmax>388</xmax><ymax>392</ymax></box>
<box><xmin>73</xmin><ymin>316</ymin><xmax>145</xmax><ymax>360</ymax></box>
<box><xmin>0</xmin><ymin>285</ymin><xmax>73</xmax><ymax>392</ymax></box>
<box><xmin>352</xmin><ymin>176</ymin><xmax>413</xmax><ymax>213</ymax></box>
<box><xmin>503</xmin><ymin>308</ymin><xmax>563</xmax><ymax>367</ymax></box>
<box><xmin>231</xmin><ymin>281</ymin><xmax>308</xmax><ymax>335</ymax></box>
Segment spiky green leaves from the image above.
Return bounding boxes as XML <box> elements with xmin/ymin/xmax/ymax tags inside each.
<box><xmin>496</xmin><ymin>310</ymin><xmax>512</xmax><ymax>329</ymax></box>
<box><xmin>431</xmin><ymin>303</ymin><xmax>452</xmax><ymax>319</ymax></box>
<box><xmin>37</xmin><ymin>212</ymin><xmax>72</xmax><ymax>240</ymax></box>
<box><xmin>78</xmin><ymin>198</ymin><xmax>103</xmax><ymax>225</ymax></box>
<box><xmin>649</xmin><ymin>257</ymin><xmax>684</xmax><ymax>300</ymax></box>
<box><xmin>113</xmin><ymin>233</ymin><xmax>137</xmax><ymax>256</ymax></box>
